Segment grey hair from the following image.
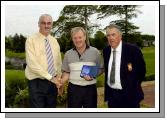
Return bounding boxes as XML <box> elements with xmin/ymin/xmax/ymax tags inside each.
<box><xmin>71</xmin><ymin>27</ymin><xmax>86</xmax><ymax>37</ymax></box>
<box><xmin>106</xmin><ymin>24</ymin><xmax>122</xmax><ymax>36</ymax></box>
<box><xmin>38</xmin><ymin>14</ymin><xmax>53</xmax><ymax>24</ymax></box>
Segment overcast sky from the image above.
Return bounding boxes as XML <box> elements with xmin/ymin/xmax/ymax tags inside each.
<box><xmin>5</xmin><ymin>5</ymin><xmax>155</xmax><ymax>37</ymax></box>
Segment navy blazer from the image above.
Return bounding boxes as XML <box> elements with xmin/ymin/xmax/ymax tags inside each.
<box><xmin>103</xmin><ymin>42</ymin><xmax>146</xmax><ymax>103</ymax></box>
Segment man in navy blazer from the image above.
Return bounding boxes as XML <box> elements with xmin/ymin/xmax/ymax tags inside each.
<box><xmin>103</xmin><ymin>24</ymin><xmax>146</xmax><ymax>108</ymax></box>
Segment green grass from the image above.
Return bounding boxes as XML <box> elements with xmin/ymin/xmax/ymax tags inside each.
<box><xmin>96</xmin><ymin>47</ymin><xmax>155</xmax><ymax>86</ymax></box>
<box><xmin>141</xmin><ymin>47</ymin><xmax>155</xmax><ymax>76</ymax></box>
<box><xmin>97</xmin><ymin>102</ymin><xmax>108</xmax><ymax>108</ymax></box>
<box><xmin>5</xmin><ymin>50</ymin><xmax>25</xmax><ymax>59</ymax></box>
<box><xmin>96</xmin><ymin>74</ymin><xmax>105</xmax><ymax>87</ymax></box>
<box><xmin>5</xmin><ymin>47</ymin><xmax>155</xmax><ymax>84</ymax></box>
<box><xmin>5</xmin><ymin>47</ymin><xmax>155</xmax><ymax>108</ymax></box>
<box><xmin>5</xmin><ymin>69</ymin><xmax>25</xmax><ymax>82</ymax></box>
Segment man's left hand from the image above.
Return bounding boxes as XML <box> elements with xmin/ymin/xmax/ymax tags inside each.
<box><xmin>83</xmin><ymin>75</ymin><xmax>93</xmax><ymax>81</ymax></box>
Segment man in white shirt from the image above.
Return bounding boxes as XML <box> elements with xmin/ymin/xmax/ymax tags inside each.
<box><xmin>103</xmin><ymin>24</ymin><xmax>146</xmax><ymax>108</ymax></box>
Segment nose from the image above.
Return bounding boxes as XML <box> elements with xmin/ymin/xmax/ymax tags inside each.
<box><xmin>109</xmin><ymin>36</ymin><xmax>114</xmax><ymax>41</ymax></box>
<box><xmin>45</xmin><ymin>24</ymin><xmax>49</xmax><ymax>28</ymax></box>
<box><xmin>75</xmin><ymin>39</ymin><xmax>81</xmax><ymax>43</ymax></box>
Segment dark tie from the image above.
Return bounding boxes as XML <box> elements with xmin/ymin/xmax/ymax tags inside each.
<box><xmin>110</xmin><ymin>49</ymin><xmax>116</xmax><ymax>85</ymax></box>
<box><xmin>45</xmin><ymin>38</ymin><xmax>55</xmax><ymax>76</ymax></box>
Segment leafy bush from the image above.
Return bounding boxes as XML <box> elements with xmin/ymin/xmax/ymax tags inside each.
<box><xmin>145</xmin><ymin>74</ymin><xmax>155</xmax><ymax>81</ymax></box>
<box><xmin>5</xmin><ymin>65</ymin><xmax>15</xmax><ymax>69</ymax></box>
<box><xmin>57</xmin><ymin>83</ymin><xmax>68</xmax><ymax>107</ymax></box>
<box><xmin>5</xmin><ymin>61</ymin><xmax>15</xmax><ymax>69</ymax></box>
<box><xmin>5</xmin><ymin>70</ymin><xmax>68</xmax><ymax>107</ymax></box>
<box><xmin>5</xmin><ymin>70</ymin><xmax>27</xmax><ymax>107</ymax></box>
<box><xmin>13</xmin><ymin>87</ymin><xmax>29</xmax><ymax>108</ymax></box>
<box><xmin>5</xmin><ymin>50</ymin><xmax>25</xmax><ymax>59</ymax></box>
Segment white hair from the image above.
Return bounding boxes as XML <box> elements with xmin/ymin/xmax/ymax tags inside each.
<box><xmin>106</xmin><ymin>24</ymin><xmax>122</xmax><ymax>36</ymax></box>
<box><xmin>38</xmin><ymin>14</ymin><xmax>53</xmax><ymax>24</ymax></box>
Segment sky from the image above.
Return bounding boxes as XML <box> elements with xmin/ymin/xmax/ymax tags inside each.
<box><xmin>5</xmin><ymin>5</ymin><xmax>155</xmax><ymax>37</ymax></box>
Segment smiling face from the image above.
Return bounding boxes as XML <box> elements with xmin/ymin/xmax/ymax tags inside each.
<box><xmin>106</xmin><ymin>27</ymin><xmax>122</xmax><ymax>49</ymax></box>
<box><xmin>38</xmin><ymin>15</ymin><xmax>53</xmax><ymax>36</ymax></box>
<box><xmin>71</xmin><ymin>30</ymin><xmax>86</xmax><ymax>49</ymax></box>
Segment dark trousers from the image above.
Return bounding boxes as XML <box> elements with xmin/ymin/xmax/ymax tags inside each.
<box><xmin>28</xmin><ymin>79</ymin><xmax>57</xmax><ymax>108</ymax></box>
<box><xmin>68</xmin><ymin>82</ymin><xmax>97</xmax><ymax>108</ymax></box>
<box><xmin>107</xmin><ymin>89</ymin><xmax>140</xmax><ymax>108</ymax></box>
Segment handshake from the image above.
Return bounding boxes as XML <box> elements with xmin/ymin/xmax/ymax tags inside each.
<box><xmin>50</xmin><ymin>75</ymin><xmax>65</xmax><ymax>96</ymax></box>
<box><xmin>50</xmin><ymin>74</ymin><xmax>94</xmax><ymax>96</ymax></box>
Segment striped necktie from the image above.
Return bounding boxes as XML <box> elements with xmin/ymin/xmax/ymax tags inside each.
<box><xmin>45</xmin><ymin>38</ymin><xmax>55</xmax><ymax>76</ymax></box>
<box><xmin>110</xmin><ymin>49</ymin><xmax>116</xmax><ymax>85</ymax></box>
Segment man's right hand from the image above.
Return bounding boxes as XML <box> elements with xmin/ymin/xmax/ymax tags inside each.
<box><xmin>51</xmin><ymin>76</ymin><xmax>62</xmax><ymax>89</ymax></box>
<box><xmin>58</xmin><ymin>85</ymin><xmax>64</xmax><ymax>96</ymax></box>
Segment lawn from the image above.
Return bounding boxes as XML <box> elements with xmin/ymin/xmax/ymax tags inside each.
<box><xmin>5</xmin><ymin>47</ymin><xmax>155</xmax><ymax>108</ymax></box>
<box><xmin>5</xmin><ymin>47</ymin><xmax>155</xmax><ymax>77</ymax></box>
<box><xmin>141</xmin><ymin>47</ymin><xmax>155</xmax><ymax>76</ymax></box>
<box><xmin>5</xmin><ymin>69</ymin><xmax>25</xmax><ymax>82</ymax></box>
<box><xmin>5</xmin><ymin>50</ymin><xmax>25</xmax><ymax>59</ymax></box>
<box><xmin>5</xmin><ymin>70</ymin><xmax>27</xmax><ymax>107</ymax></box>
<box><xmin>96</xmin><ymin>47</ymin><xmax>155</xmax><ymax>87</ymax></box>
<box><xmin>5</xmin><ymin>47</ymin><xmax>155</xmax><ymax>87</ymax></box>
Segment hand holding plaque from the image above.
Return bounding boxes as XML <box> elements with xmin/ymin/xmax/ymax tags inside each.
<box><xmin>80</xmin><ymin>65</ymin><xmax>98</xmax><ymax>80</ymax></box>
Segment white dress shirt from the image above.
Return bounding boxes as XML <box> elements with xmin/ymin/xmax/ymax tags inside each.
<box><xmin>107</xmin><ymin>40</ymin><xmax>122</xmax><ymax>89</ymax></box>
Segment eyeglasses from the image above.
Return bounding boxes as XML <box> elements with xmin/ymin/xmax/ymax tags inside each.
<box><xmin>40</xmin><ymin>22</ymin><xmax>52</xmax><ymax>25</ymax></box>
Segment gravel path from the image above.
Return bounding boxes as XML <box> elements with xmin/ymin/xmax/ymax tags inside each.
<box><xmin>97</xmin><ymin>81</ymin><xmax>155</xmax><ymax>108</ymax></box>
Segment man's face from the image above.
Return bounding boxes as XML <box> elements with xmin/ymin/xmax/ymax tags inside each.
<box><xmin>72</xmin><ymin>30</ymin><xmax>86</xmax><ymax>49</ymax></box>
<box><xmin>39</xmin><ymin>16</ymin><xmax>52</xmax><ymax>36</ymax></box>
<box><xmin>106</xmin><ymin>28</ymin><xmax>122</xmax><ymax>49</ymax></box>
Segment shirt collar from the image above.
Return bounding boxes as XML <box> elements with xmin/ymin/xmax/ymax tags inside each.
<box><xmin>38</xmin><ymin>32</ymin><xmax>50</xmax><ymax>40</ymax></box>
<box><xmin>111</xmin><ymin>40</ymin><xmax>122</xmax><ymax>52</ymax></box>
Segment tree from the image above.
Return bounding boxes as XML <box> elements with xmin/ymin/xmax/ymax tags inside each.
<box><xmin>57</xmin><ymin>33</ymin><xmax>73</xmax><ymax>53</ymax></box>
<box><xmin>110</xmin><ymin>20</ymin><xmax>140</xmax><ymax>35</ymax></box>
<box><xmin>98</xmin><ymin>5</ymin><xmax>141</xmax><ymax>42</ymax></box>
<box><xmin>91</xmin><ymin>31</ymin><xmax>107</xmax><ymax>50</ymax></box>
<box><xmin>125</xmin><ymin>33</ymin><xmax>143</xmax><ymax>48</ymax></box>
<box><xmin>5</xmin><ymin>35</ymin><xmax>13</xmax><ymax>51</ymax></box>
<box><xmin>19</xmin><ymin>34</ymin><xmax>26</xmax><ymax>52</ymax></box>
<box><xmin>53</xmin><ymin>5</ymin><xmax>99</xmax><ymax>45</ymax></box>
<box><xmin>13</xmin><ymin>34</ymin><xmax>26</xmax><ymax>53</ymax></box>
<box><xmin>141</xmin><ymin>34</ymin><xmax>155</xmax><ymax>41</ymax></box>
<box><xmin>54</xmin><ymin>21</ymin><xmax>85</xmax><ymax>52</ymax></box>
<box><xmin>13</xmin><ymin>33</ymin><xmax>20</xmax><ymax>52</ymax></box>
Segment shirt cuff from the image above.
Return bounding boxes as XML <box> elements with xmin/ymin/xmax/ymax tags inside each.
<box><xmin>45</xmin><ymin>74</ymin><xmax>53</xmax><ymax>81</ymax></box>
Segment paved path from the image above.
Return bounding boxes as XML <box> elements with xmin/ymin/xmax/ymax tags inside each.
<box><xmin>140</xmin><ymin>81</ymin><xmax>155</xmax><ymax>107</ymax></box>
<box><xmin>97</xmin><ymin>81</ymin><xmax>155</xmax><ymax>108</ymax></box>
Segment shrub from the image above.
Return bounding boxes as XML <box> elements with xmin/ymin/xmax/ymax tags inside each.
<box><xmin>5</xmin><ymin>65</ymin><xmax>15</xmax><ymax>69</ymax></box>
<box><xmin>5</xmin><ymin>61</ymin><xmax>15</xmax><ymax>69</ymax></box>
<box><xmin>5</xmin><ymin>70</ymin><xmax>28</xmax><ymax>107</ymax></box>
<box><xmin>57</xmin><ymin>83</ymin><xmax>68</xmax><ymax>107</ymax></box>
<box><xmin>5</xmin><ymin>50</ymin><xmax>25</xmax><ymax>59</ymax></box>
<box><xmin>144</xmin><ymin>74</ymin><xmax>155</xmax><ymax>81</ymax></box>
<box><xmin>5</xmin><ymin>70</ymin><xmax>68</xmax><ymax>107</ymax></box>
<box><xmin>13</xmin><ymin>87</ymin><xmax>29</xmax><ymax>108</ymax></box>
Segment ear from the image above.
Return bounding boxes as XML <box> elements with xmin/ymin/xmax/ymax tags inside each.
<box><xmin>38</xmin><ymin>22</ymin><xmax>40</xmax><ymax>28</ymax></box>
<box><xmin>84</xmin><ymin>35</ymin><xmax>86</xmax><ymax>41</ymax></box>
